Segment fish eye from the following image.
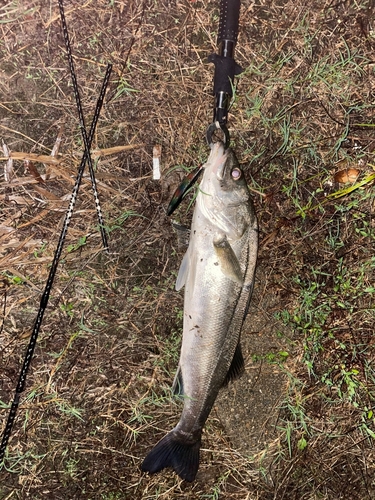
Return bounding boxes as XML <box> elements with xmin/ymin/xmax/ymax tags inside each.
<box><xmin>231</xmin><ymin>168</ymin><xmax>242</xmax><ymax>180</ymax></box>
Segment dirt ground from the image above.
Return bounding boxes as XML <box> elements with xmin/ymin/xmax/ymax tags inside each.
<box><xmin>1</xmin><ymin>0</ymin><xmax>375</xmax><ymax>499</ymax></box>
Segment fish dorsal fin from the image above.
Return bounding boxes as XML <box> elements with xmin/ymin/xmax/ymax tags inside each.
<box><xmin>213</xmin><ymin>236</ymin><xmax>243</xmax><ymax>284</ymax></box>
<box><xmin>175</xmin><ymin>250</ymin><xmax>189</xmax><ymax>291</ymax></box>
<box><xmin>222</xmin><ymin>342</ymin><xmax>245</xmax><ymax>387</ymax></box>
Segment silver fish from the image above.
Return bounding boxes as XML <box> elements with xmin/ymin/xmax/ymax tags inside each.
<box><xmin>142</xmin><ymin>142</ymin><xmax>258</xmax><ymax>481</ymax></box>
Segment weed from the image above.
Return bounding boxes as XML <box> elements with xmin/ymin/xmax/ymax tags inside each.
<box><xmin>104</xmin><ymin>210</ymin><xmax>144</xmax><ymax>234</ymax></box>
<box><xmin>66</xmin><ymin>236</ymin><xmax>87</xmax><ymax>253</ymax></box>
<box><xmin>1</xmin><ymin>449</ymin><xmax>47</xmax><ymax>474</ymax></box>
<box><xmin>60</xmin><ymin>301</ymin><xmax>75</xmax><ymax>318</ymax></box>
<box><xmin>113</xmin><ymin>77</ymin><xmax>138</xmax><ymax>100</ymax></box>
<box><xmin>100</xmin><ymin>493</ymin><xmax>122</xmax><ymax>500</ymax></box>
<box><xmin>274</xmin><ymin>183</ymin><xmax>375</xmax><ymax>478</ymax></box>
<box><xmin>252</xmin><ymin>351</ymin><xmax>289</xmax><ymax>364</ymax></box>
<box><xmin>201</xmin><ymin>470</ymin><xmax>232</xmax><ymax>500</ymax></box>
<box><xmin>1</xmin><ymin>271</ymin><xmax>24</xmax><ymax>285</ymax></box>
<box><xmin>155</xmin><ymin>329</ymin><xmax>181</xmax><ymax>376</ymax></box>
<box><xmin>33</xmin><ymin>242</ymin><xmax>47</xmax><ymax>258</ymax></box>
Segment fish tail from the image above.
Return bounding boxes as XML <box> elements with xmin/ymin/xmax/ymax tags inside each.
<box><xmin>141</xmin><ymin>431</ymin><xmax>201</xmax><ymax>482</ymax></box>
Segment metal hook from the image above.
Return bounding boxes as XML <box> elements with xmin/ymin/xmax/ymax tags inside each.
<box><xmin>206</xmin><ymin>122</ymin><xmax>230</xmax><ymax>148</ymax></box>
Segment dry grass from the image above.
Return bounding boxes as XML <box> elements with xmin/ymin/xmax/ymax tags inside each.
<box><xmin>1</xmin><ymin>0</ymin><xmax>375</xmax><ymax>498</ymax></box>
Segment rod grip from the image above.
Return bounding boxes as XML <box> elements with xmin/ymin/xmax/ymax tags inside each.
<box><xmin>217</xmin><ymin>0</ymin><xmax>241</xmax><ymax>45</ymax></box>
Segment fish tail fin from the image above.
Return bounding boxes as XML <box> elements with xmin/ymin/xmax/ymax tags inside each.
<box><xmin>141</xmin><ymin>431</ymin><xmax>200</xmax><ymax>482</ymax></box>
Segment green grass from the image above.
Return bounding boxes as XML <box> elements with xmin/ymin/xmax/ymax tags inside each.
<box><xmin>243</xmin><ymin>26</ymin><xmax>375</xmax><ymax>486</ymax></box>
<box><xmin>272</xmin><ymin>184</ymin><xmax>375</xmax><ymax>480</ymax></box>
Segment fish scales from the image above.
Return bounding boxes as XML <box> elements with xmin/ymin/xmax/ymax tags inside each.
<box><xmin>142</xmin><ymin>141</ymin><xmax>258</xmax><ymax>482</ymax></box>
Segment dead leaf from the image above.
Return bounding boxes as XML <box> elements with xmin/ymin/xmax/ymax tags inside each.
<box><xmin>334</xmin><ymin>168</ymin><xmax>360</xmax><ymax>184</ymax></box>
<box><xmin>24</xmin><ymin>160</ymin><xmax>45</xmax><ymax>184</ymax></box>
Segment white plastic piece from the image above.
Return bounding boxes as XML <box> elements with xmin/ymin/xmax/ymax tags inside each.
<box><xmin>153</xmin><ymin>144</ymin><xmax>161</xmax><ymax>180</ymax></box>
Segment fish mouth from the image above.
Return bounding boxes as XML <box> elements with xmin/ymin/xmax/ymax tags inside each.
<box><xmin>206</xmin><ymin>142</ymin><xmax>227</xmax><ymax>181</ymax></box>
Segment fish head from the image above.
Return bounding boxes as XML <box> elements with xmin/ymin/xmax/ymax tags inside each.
<box><xmin>198</xmin><ymin>142</ymin><xmax>254</xmax><ymax>240</ymax></box>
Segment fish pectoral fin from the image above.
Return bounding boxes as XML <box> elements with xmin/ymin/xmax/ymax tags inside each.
<box><xmin>175</xmin><ymin>250</ymin><xmax>189</xmax><ymax>291</ymax></box>
<box><xmin>222</xmin><ymin>342</ymin><xmax>245</xmax><ymax>387</ymax></box>
<box><xmin>172</xmin><ymin>364</ymin><xmax>184</xmax><ymax>397</ymax></box>
<box><xmin>213</xmin><ymin>236</ymin><xmax>243</xmax><ymax>284</ymax></box>
<box><xmin>172</xmin><ymin>221</ymin><xmax>190</xmax><ymax>249</ymax></box>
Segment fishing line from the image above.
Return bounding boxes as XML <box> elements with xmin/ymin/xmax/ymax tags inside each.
<box><xmin>0</xmin><ymin>58</ymin><xmax>112</xmax><ymax>470</ymax></box>
<box><xmin>58</xmin><ymin>0</ymin><xmax>109</xmax><ymax>252</ymax></box>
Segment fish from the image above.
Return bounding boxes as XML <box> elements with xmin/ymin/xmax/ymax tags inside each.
<box><xmin>142</xmin><ymin>141</ymin><xmax>258</xmax><ymax>482</ymax></box>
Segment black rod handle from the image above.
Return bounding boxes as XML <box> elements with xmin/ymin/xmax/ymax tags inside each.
<box><xmin>217</xmin><ymin>0</ymin><xmax>241</xmax><ymax>47</ymax></box>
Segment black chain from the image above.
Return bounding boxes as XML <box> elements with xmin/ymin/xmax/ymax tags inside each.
<box><xmin>0</xmin><ymin>2</ymin><xmax>112</xmax><ymax>463</ymax></box>
<box><xmin>58</xmin><ymin>0</ymin><xmax>109</xmax><ymax>251</ymax></box>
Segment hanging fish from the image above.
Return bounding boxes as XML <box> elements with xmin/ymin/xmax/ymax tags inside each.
<box><xmin>142</xmin><ymin>141</ymin><xmax>258</xmax><ymax>481</ymax></box>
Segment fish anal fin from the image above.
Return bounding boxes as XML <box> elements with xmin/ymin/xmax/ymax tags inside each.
<box><xmin>213</xmin><ymin>236</ymin><xmax>243</xmax><ymax>284</ymax></box>
<box><xmin>141</xmin><ymin>431</ymin><xmax>201</xmax><ymax>482</ymax></box>
<box><xmin>222</xmin><ymin>342</ymin><xmax>245</xmax><ymax>387</ymax></box>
